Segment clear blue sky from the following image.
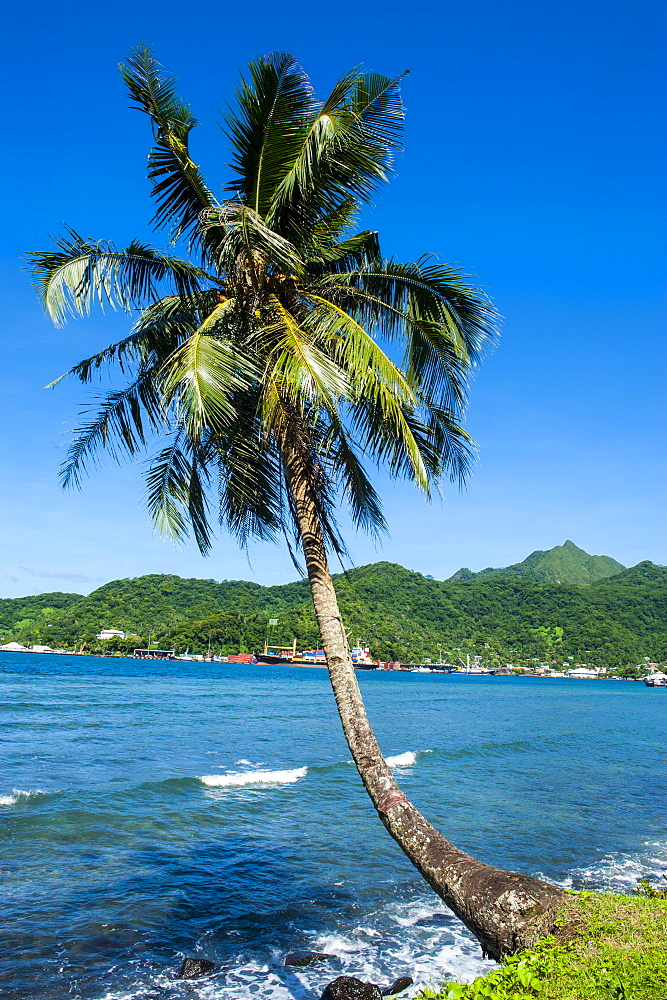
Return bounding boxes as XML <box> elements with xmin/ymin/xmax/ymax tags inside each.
<box><xmin>1</xmin><ymin>0</ymin><xmax>664</xmax><ymax>598</ymax></box>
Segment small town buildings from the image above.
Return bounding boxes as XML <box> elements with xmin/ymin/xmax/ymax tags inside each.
<box><xmin>97</xmin><ymin>629</ymin><xmax>126</xmax><ymax>640</ymax></box>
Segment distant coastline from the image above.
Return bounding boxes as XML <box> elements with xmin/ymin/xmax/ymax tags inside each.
<box><xmin>1</xmin><ymin>553</ymin><xmax>664</xmax><ymax>675</ymax></box>
<box><xmin>0</xmin><ymin>648</ymin><xmax>657</xmax><ymax>682</ymax></box>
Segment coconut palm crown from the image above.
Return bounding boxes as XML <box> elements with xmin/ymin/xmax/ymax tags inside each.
<box><xmin>28</xmin><ymin>46</ymin><xmax>496</xmax><ymax>557</ymax></box>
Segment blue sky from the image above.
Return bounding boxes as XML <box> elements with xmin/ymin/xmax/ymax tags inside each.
<box><xmin>1</xmin><ymin>0</ymin><xmax>664</xmax><ymax>597</ymax></box>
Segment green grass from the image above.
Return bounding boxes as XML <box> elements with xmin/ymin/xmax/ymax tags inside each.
<box><xmin>417</xmin><ymin>892</ymin><xmax>667</xmax><ymax>1000</ymax></box>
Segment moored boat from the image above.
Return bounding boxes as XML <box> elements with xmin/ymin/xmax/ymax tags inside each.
<box><xmin>453</xmin><ymin>654</ymin><xmax>495</xmax><ymax>675</ymax></box>
<box><xmin>256</xmin><ymin>640</ymin><xmax>376</xmax><ymax>668</ymax></box>
<box><xmin>256</xmin><ymin>640</ymin><xmax>327</xmax><ymax>666</ymax></box>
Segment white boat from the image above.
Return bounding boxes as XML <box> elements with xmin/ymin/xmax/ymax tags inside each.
<box><xmin>644</xmin><ymin>672</ymin><xmax>666</xmax><ymax>687</ymax></box>
<box><xmin>455</xmin><ymin>654</ymin><xmax>494</xmax><ymax>675</ymax></box>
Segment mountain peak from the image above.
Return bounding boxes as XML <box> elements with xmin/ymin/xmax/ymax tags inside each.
<box><xmin>448</xmin><ymin>542</ymin><xmax>625</xmax><ymax>586</ymax></box>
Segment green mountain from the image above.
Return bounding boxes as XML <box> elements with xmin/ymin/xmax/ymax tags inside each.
<box><xmin>1</xmin><ymin>555</ymin><xmax>664</xmax><ymax>671</ymax></box>
<box><xmin>448</xmin><ymin>540</ymin><xmax>625</xmax><ymax>586</ymax></box>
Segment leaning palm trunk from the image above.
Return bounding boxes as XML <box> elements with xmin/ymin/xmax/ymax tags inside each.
<box><xmin>285</xmin><ymin>448</ymin><xmax>566</xmax><ymax>960</ymax></box>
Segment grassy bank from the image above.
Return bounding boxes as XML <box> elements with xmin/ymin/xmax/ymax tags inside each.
<box><xmin>418</xmin><ymin>891</ymin><xmax>667</xmax><ymax>1000</ymax></box>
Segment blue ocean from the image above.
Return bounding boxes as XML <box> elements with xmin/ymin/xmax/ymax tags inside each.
<box><xmin>1</xmin><ymin>654</ymin><xmax>665</xmax><ymax>999</ymax></box>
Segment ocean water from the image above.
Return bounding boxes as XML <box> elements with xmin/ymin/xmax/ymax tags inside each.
<box><xmin>1</xmin><ymin>655</ymin><xmax>665</xmax><ymax>1000</ymax></box>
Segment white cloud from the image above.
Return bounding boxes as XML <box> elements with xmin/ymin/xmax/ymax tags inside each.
<box><xmin>18</xmin><ymin>565</ymin><xmax>98</xmax><ymax>583</ymax></box>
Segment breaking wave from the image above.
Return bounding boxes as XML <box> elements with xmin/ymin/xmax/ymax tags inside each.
<box><xmin>0</xmin><ymin>788</ymin><xmax>48</xmax><ymax>806</ymax></box>
<box><xmin>385</xmin><ymin>750</ymin><xmax>433</xmax><ymax>767</ymax></box>
<box><xmin>557</xmin><ymin>839</ymin><xmax>667</xmax><ymax>893</ymax></box>
<box><xmin>385</xmin><ymin>751</ymin><xmax>417</xmax><ymax>767</ymax></box>
<box><xmin>200</xmin><ymin>767</ymin><xmax>308</xmax><ymax>788</ymax></box>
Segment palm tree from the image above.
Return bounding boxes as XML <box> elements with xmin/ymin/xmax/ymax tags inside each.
<box><xmin>28</xmin><ymin>48</ymin><xmax>565</xmax><ymax>958</ymax></box>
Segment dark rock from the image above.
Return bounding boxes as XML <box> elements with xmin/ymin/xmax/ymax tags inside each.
<box><xmin>285</xmin><ymin>951</ymin><xmax>334</xmax><ymax>967</ymax></box>
<box><xmin>414</xmin><ymin>913</ymin><xmax>450</xmax><ymax>927</ymax></box>
<box><xmin>321</xmin><ymin>976</ymin><xmax>383</xmax><ymax>1000</ymax></box>
<box><xmin>177</xmin><ymin>957</ymin><xmax>215</xmax><ymax>979</ymax></box>
<box><xmin>382</xmin><ymin>977</ymin><xmax>414</xmax><ymax>996</ymax></box>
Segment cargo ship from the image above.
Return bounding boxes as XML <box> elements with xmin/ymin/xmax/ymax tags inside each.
<box><xmin>256</xmin><ymin>639</ymin><xmax>326</xmax><ymax>666</ymax></box>
<box><xmin>256</xmin><ymin>640</ymin><xmax>374</xmax><ymax>668</ymax></box>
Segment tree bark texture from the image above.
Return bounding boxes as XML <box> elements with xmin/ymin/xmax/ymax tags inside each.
<box><xmin>283</xmin><ymin>447</ymin><xmax>566</xmax><ymax>960</ymax></box>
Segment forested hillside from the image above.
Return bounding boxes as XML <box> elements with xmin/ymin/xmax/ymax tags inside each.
<box><xmin>0</xmin><ymin>592</ymin><xmax>81</xmax><ymax>633</ymax></box>
<box><xmin>448</xmin><ymin>540</ymin><xmax>625</xmax><ymax>585</ymax></box>
<box><xmin>1</xmin><ymin>558</ymin><xmax>665</xmax><ymax>670</ymax></box>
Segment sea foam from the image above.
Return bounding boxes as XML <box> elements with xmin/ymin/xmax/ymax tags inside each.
<box><xmin>0</xmin><ymin>788</ymin><xmax>47</xmax><ymax>806</ymax></box>
<box><xmin>557</xmin><ymin>838</ymin><xmax>667</xmax><ymax>893</ymax></box>
<box><xmin>200</xmin><ymin>767</ymin><xmax>307</xmax><ymax>788</ymax></box>
<box><xmin>207</xmin><ymin>893</ymin><xmax>496</xmax><ymax>1000</ymax></box>
<box><xmin>385</xmin><ymin>751</ymin><xmax>417</xmax><ymax>767</ymax></box>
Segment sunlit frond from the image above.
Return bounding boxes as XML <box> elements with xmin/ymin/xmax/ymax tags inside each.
<box><xmin>160</xmin><ymin>325</ymin><xmax>256</xmax><ymax>439</ymax></box>
<box><xmin>27</xmin><ymin>229</ymin><xmax>212</xmax><ymax>326</ymax></box>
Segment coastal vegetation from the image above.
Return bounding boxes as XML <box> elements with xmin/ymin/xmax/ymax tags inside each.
<box><xmin>2</xmin><ymin>556</ymin><xmax>665</xmax><ymax>670</ymax></box>
<box><xmin>420</xmin><ymin>891</ymin><xmax>667</xmax><ymax>1000</ymax></box>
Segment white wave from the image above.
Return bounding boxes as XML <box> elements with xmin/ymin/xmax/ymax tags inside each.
<box><xmin>176</xmin><ymin>898</ymin><xmax>496</xmax><ymax>1000</ymax></box>
<box><xmin>89</xmin><ymin>891</ymin><xmax>496</xmax><ymax>1000</ymax></box>
<box><xmin>385</xmin><ymin>751</ymin><xmax>417</xmax><ymax>767</ymax></box>
<box><xmin>295</xmin><ymin>897</ymin><xmax>494</xmax><ymax>1000</ymax></box>
<box><xmin>200</xmin><ymin>767</ymin><xmax>307</xmax><ymax>788</ymax></box>
<box><xmin>0</xmin><ymin>788</ymin><xmax>47</xmax><ymax>806</ymax></box>
<box><xmin>557</xmin><ymin>839</ymin><xmax>667</xmax><ymax>893</ymax></box>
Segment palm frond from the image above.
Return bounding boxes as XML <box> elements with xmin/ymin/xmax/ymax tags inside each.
<box><xmin>46</xmin><ymin>294</ymin><xmax>213</xmax><ymax>388</ymax></box>
<box><xmin>223</xmin><ymin>52</ymin><xmax>317</xmax><ymax>216</ymax></box>
<box><xmin>27</xmin><ymin>229</ymin><xmax>212</xmax><ymax>326</ymax></box>
<box><xmin>61</xmin><ymin>366</ymin><xmax>166</xmax><ymax>489</ymax></box>
<box><xmin>145</xmin><ymin>429</ymin><xmax>214</xmax><ymax>554</ymax></box>
<box><xmin>307</xmin><ymin>197</ymin><xmax>360</xmax><ymax>245</ymax></box>
<box><xmin>422</xmin><ymin>405</ymin><xmax>476</xmax><ymax>485</ymax></box>
<box><xmin>336</xmin><ymin>257</ymin><xmax>498</xmax><ymax>363</ymax></box>
<box><xmin>323</xmin><ymin>419</ymin><xmax>387</xmax><ymax>537</ymax></box>
<box><xmin>160</xmin><ymin>325</ymin><xmax>256</xmax><ymax>439</ymax></box>
<box><xmin>267</xmin><ymin>69</ymin><xmax>407</xmax><ymax>247</ymax></box>
<box><xmin>215</xmin><ymin>392</ymin><xmax>285</xmax><ymax>546</ymax></box>
<box><xmin>258</xmin><ymin>299</ymin><xmax>350</xmax><ymax>423</ymax></box>
<box><xmin>348</xmin><ymin>396</ymin><xmax>429</xmax><ymax>494</ymax></box>
<box><xmin>302</xmin><ymin>293</ymin><xmax>430</xmax><ymax>491</ymax></box>
<box><xmin>120</xmin><ymin>45</ymin><xmax>217</xmax><ymax>251</ymax></box>
<box><xmin>303</xmin><ymin>293</ymin><xmax>416</xmax><ymax>402</ymax></box>
<box><xmin>308</xmin><ymin>230</ymin><xmax>382</xmax><ymax>272</ymax></box>
<box><xmin>200</xmin><ymin>202</ymin><xmax>305</xmax><ymax>279</ymax></box>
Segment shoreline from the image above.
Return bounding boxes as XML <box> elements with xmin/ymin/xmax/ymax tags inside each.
<box><xmin>0</xmin><ymin>649</ymin><xmax>652</xmax><ymax>680</ymax></box>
